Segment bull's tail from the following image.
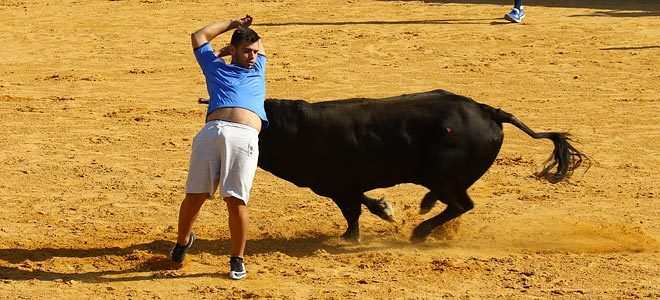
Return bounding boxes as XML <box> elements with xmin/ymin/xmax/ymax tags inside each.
<box><xmin>486</xmin><ymin>105</ymin><xmax>589</xmax><ymax>183</ymax></box>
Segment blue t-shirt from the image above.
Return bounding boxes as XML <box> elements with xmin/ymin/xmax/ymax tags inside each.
<box><xmin>194</xmin><ymin>42</ymin><xmax>268</xmax><ymax>127</ymax></box>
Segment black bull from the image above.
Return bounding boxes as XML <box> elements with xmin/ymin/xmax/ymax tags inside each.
<box><xmin>257</xmin><ymin>89</ymin><xmax>587</xmax><ymax>242</ymax></box>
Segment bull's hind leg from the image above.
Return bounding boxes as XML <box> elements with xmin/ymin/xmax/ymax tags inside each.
<box><xmin>419</xmin><ymin>191</ymin><xmax>438</xmax><ymax>215</ymax></box>
<box><xmin>361</xmin><ymin>194</ymin><xmax>395</xmax><ymax>222</ymax></box>
<box><xmin>411</xmin><ymin>190</ymin><xmax>473</xmax><ymax>243</ymax></box>
<box><xmin>330</xmin><ymin>196</ymin><xmax>362</xmax><ymax>242</ymax></box>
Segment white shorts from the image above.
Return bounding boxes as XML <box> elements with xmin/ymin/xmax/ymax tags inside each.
<box><xmin>185</xmin><ymin>120</ymin><xmax>259</xmax><ymax>204</ymax></box>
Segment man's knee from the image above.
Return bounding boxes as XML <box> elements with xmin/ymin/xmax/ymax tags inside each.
<box><xmin>224</xmin><ymin>196</ymin><xmax>246</xmax><ymax>207</ymax></box>
<box><xmin>185</xmin><ymin>193</ymin><xmax>210</xmax><ymax>202</ymax></box>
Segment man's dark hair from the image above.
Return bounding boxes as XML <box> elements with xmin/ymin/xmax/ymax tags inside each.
<box><xmin>230</xmin><ymin>27</ymin><xmax>260</xmax><ymax>46</ymax></box>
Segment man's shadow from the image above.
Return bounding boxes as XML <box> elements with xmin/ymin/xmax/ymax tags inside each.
<box><xmin>0</xmin><ymin>234</ymin><xmax>401</xmax><ymax>283</ymax></box>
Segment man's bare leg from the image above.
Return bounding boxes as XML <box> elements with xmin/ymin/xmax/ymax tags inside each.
<box><xmin>177</xmin><ymin>193</ymin><xmax>208</xmax><ymax>245</ymax></box>
<box><xmin>225</xmin><ymin>197</ymin><xmax>248</xmax><ymax>257</ymax></box>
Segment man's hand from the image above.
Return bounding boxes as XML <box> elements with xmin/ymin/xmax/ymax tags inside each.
<box><xmin>191</xmin><ymin>15</ymin><xmax>253</xmax><ymax>49</ymax></box>
<box><xmin>238</xmin><ymin>15</ymin><xmax>253</xmax><ymax>27</ymax></box>
<box><xmin>231</xmin><ymin>15</ymin><xmax>253</xmax><ymax>29</ymax></box>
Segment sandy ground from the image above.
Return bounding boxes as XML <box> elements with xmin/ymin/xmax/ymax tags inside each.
<box><xmin>1</xmin><ymin>0</ymin><xmax>660</xmax><ymax>299</ymax></box>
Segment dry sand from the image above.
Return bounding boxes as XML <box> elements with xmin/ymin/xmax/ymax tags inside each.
<box><xmin>1</xmin><ymin>0</ymin><xmax>659</xmax><ymax>298</ymax></box>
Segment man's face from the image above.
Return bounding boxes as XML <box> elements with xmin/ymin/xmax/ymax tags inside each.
<box><xmin>231</xmin><ymin>40</ymin><xmax>260</xmax><ymax>68</ymax></box>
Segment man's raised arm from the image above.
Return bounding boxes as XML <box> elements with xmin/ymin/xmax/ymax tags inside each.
<box><xmin>191</xmin><ymin>15</ymin><xmax>253</xmax><ymax>49</ymax></box>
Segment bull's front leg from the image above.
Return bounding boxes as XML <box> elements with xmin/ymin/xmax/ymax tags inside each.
<box><xmin>331</xmin><ymin>196</ymin><xmax>362</xmax><ymax>242</ymax></box>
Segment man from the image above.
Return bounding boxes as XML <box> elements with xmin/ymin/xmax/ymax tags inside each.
<box><xmin>504</xmin><ymin>0</ymin><xmax>525</xmax><ymax>23</ymax></box>
<box><xmin>170</xmin><ymin>15</ymin><xmax>267</xmax><ymax>281</ymax></box>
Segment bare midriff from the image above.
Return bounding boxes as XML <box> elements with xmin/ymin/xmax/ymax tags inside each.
<box><xmin>206</xmin><ymin>107</ymin><xmax>262</xmax><ymax>132</ymax></box>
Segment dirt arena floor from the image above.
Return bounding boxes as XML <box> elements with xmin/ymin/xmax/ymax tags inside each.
<box><xmin>1</xmin><ymin>0</ymin><xmax>659</xmax><ymax>298</ymax></box>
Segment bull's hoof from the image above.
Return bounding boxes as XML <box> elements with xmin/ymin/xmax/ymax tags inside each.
<box><xmin>419</xmin><ymin>206</ymin><xmax>432</xmax><ymax>215</ymax></box>
<box><xmin>368</xmin><ymin>199</ymin><xmax>395</xmax><ymax>222</ymax></box>
<box><xmin>410</xmin><ymin>236</ymin><xmax>427</xmax><ymax>244</ymax></box>
<box><xmin>410</xmin><ymin>225</ymin><xmax>432</xmax><ymax>244</ymax></box>
<box><xmin>340</xmin><ymin>231</ymin><xmax>361</xmax><ymax>243</ymax></box>
<box><xmin>419</xmin><ymin>194</ymin><xmax>437</xmax><ymax>215</ymax></box>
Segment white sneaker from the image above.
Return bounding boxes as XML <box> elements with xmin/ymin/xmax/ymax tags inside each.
<box><xmin>229</xmin><ymin>256</ymin><xmax>247</xmax><ymax>280</ymax></box>
<box><xmin>504</xmin><ymin>7</ymin><xmax>526</xmax><ymax>23</ymax></box>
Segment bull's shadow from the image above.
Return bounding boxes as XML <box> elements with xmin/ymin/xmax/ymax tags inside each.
<box><xmin>0</xmin><ymin>234</ymin><xmax>401</xmax><ymax>283</ymax></box>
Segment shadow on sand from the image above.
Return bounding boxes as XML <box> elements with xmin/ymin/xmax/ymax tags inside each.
<box><xmin>0</xmin><ymin>234</ymin><xmax>413</xmax><ymax>283</ymax></box>
<box><xmin>258</xmin><ymin>18</ymin><xmax>499</xmax><ymax>27</ymax></box>
<box><xmin>377</xmin><ymin>0</ymin><xmax>660</xmax><ymax>17</ymax></box>
<box><xmin>378</xmin><ymin>0</ymin><xmax>660</xmax><ymax>11</ymax></box>
<box><xmin>600</xmin><ymin>45</ymin><xmax>660</xmax><ymax>51</ymax></box>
